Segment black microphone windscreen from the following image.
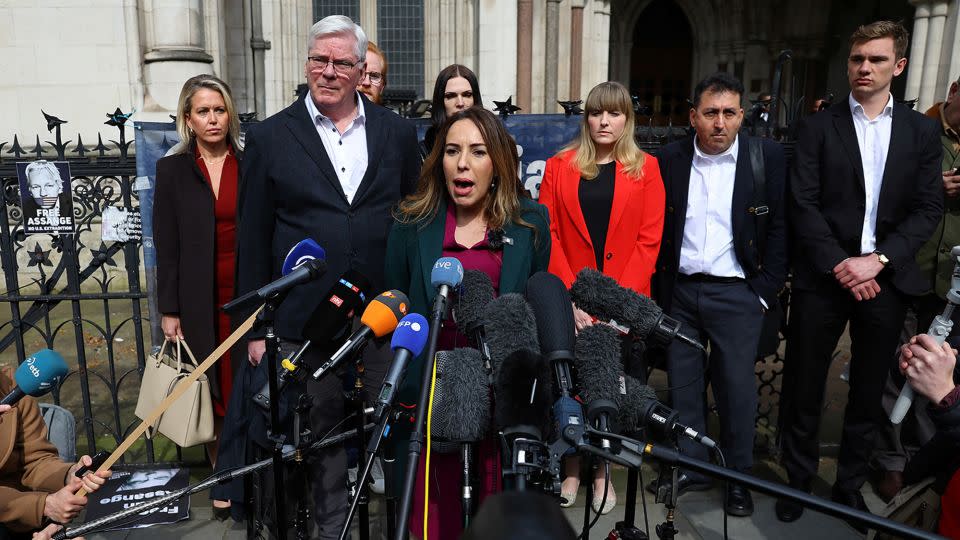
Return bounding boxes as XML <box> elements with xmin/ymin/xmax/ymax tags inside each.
<box><xmin>524</xmin><ymin>272</ymin><xmax>576</xmax><ymax>360</ymax></box>
<box><xmin>301</xmin><ymin>269</ymin><xmax>372</xmax><ymax>343</ymax></box>
<box><xmin>570</xmin><ymin>268</ymin><xmax>661</xmax><ymax>338</ymax></box>
<box><xmin>455</xmin><ymin>270</ymin><xmax>495</xmax><ymax>335</ymax></box>
<box><xmin>494</xmin><ymin>349</ymin><xmax>553</xmax><ymax>438</ymax></box>
<box><xmin>483</xmin><ymin>293</ymin><xmax>540</xmax><ymax>374</ymax></box>
<box><xmin>618</xmin><ymin>375</ymin><xmax>659</xmax><ymax>430</ymax></box>
<box><xmin>432</xmin><ymin>348</ymin><xmax>490</xmax><ymax>444</ymax></box>
<box><xmin>573</xmin><ymin>324</ymin><xmax>624</xmax><ymax>405</ymax></box>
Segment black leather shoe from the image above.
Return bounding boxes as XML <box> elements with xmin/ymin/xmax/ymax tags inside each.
<box><xmin>775</xmin><ymin>498</ymin><xmax>803</xmax><ymax>522</ymax></box>
<box><xmin>725</xmin><ymin>484</ymin><xmax>754</xmax><ymax>517</ymax></box>
<box><xmin>831</xmin><ymin>487</ymin><xmax>870</xmax><ymax>534</ymax></box>
<box><xmin>645</xmin><ymin>472</ymin><xmax>713</xmax><ymax>498</ymax></box>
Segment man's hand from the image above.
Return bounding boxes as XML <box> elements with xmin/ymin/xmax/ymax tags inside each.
<box><xmin>900</xmin><ymin>334</ymin><xmax>958</xmax><ymax>403</ymax></box>
<box><xmin>833</xmin><ymin>255</ymin><xmax>884</xmax><ymax>288</ymax></box>
<box><xmin>848</xmin><ymin>278</ymin><xmax>880</xmax><ymax>301</ymax></box>
<box><xmin>943</xmin><ymin>168</ymin><xmax>960</xmax><ymax>198</ymax></box>
<box><xmin>248</xmin><ymin>339</ymin><xmax>266</xmax><ymax>366</ymax></box>
<box><xmin>67</xmin><ymin>455</ymin><xmax>112</xmax><ymax>494</ymax></box>
<box><xmin>43</xmin><ymin>476</ymin><xmax>87</xmax><ymax>523</ymax></box>
<box><xmin>33</xmin><ymin>523</ymin><xmax>83</xmax><ymax>540</ymax></box>
<box><xmin>0</xmin><ymin>404</ymin><xmax>10</xmax><ymax>414</ymax></box>
<box><xmin>572</xmin><ymin>304</ymin><xmax>594</xmax><ymax>333</ymax></box>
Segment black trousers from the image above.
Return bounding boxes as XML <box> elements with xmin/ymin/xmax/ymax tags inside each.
<box><xmin>779</xmin><ymin>278</ymin><xmax>907</xmax><ymax>493</ymax></box>
<box><xmin>666</xmin><ymin>277</ymin><xmax>765</xmax><ymax>476</ymax></box>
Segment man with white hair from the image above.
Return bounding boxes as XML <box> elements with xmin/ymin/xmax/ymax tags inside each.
<box><xmin>235</xmin><ymin>14</ymin><xmax>419</xmax><ymax>538</ymax></box>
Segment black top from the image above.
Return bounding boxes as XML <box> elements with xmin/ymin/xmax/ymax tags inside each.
<box><xmin>578</xmin><ymin>161</ymin><xmax>616</xmax><ymax>271</ymax></box>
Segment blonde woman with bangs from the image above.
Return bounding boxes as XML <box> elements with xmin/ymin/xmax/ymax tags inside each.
<box><xmin>539</xmin><ymin>81</ymin><xmax>665</xmax><ymax>513</ymax></box>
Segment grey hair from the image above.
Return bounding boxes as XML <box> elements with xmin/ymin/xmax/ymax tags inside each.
<box><xmin>24</xmin><ymin>161</ymin><xmax>62</xmax><ymax>186</ymax></box>
<box><xmin>307</xmin><ymin>15</ymin><xmax>367</xmax><ymax>63</ymax></box>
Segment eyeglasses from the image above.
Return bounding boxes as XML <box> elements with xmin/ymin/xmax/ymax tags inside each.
<box><xmin>307</xmin><ymin>56</ymin><xmax>361</xmax><ymax>75</ymax></box>
<box><xmin>361</xmin><ymin>71</ymin><xmax>384</xmax><ymax>85</ymax></box>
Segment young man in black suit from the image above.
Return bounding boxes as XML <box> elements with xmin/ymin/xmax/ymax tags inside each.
<box><xmin>777</xmin><ymin>20</ymin><xmax>944</xmax><ymax>524</ymax></box>
<box><xmin>235</xmin><ymin>14</ymin><xmax>420</xmax><ymax>539</ymax></box>
<box><xmin>653</xmin><ymin>72</ymin><xmax>788</xmax><ymax>517</ymax></box>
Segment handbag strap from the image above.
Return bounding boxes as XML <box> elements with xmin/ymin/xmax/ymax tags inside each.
<box><xmin>748</xmin><ymin>137</ymin><xmax>768</xmax><ymax>263</ymax></box>
<box><xmin>76</xmin><ymin>306</ymin><xmax>262</xmax><ymax>496</ymax></box>
<box><xmin>174</xmin><ymin>337</ymin><xmax>200</xmax><ymax>368</ymax></box>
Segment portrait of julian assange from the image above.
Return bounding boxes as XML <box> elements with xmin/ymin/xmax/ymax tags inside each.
<box><xmin>17</xmin><ymin>160</ymin><xmax>76</xmax><ymax>235</ymax></box>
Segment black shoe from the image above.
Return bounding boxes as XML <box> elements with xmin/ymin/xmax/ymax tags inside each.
<box><xmin>645</xmin><ymin>472</ymin><xmax>713</xmax><ymax>498</ymax></box>
<box><xmin>724</xmin><ymin>484</ymin><xmax>754</xmax><ymax>517</ymax></box>
<box><xmin>775</xmin><ymin>498</ymin><xmax>803</xmax><ymax>522</ymax></box>
<box><xmin>831</xmin><ymin>487</ymin><xmax>870</xmax><ymax>534</ymax></box>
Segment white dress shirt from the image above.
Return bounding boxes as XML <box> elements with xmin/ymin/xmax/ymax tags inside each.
<box><xmin>678</xmin><ymin>135</ymin><xmax>745</xmax><ymax>279</ymax></box>
<box><xmin>848</xmin><ymin>93</ymin><xmax>893</xmax><ymax>255</ymax></box>
<box><xmin>305</xmin><ymin>92</ymin><xmax>369</xmax><ymax>204</ymax></box>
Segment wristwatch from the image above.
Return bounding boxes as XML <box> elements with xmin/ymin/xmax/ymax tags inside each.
<box><xmin>875</xmin><ymin>251</ymin><xmax>890</xmax><ymax>267</ymax></box>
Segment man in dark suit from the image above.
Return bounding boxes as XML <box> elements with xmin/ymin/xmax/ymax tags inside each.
<box><xmin>653</xmin><ymin>72</ymin><xmax>787</xmax><ymax>517</ymax></box>
<box><xmin>236</xmin><ymin>15</ymin><xmax>419</xmax><ymax>538</ymax></box>
<box><xmin>777</xmin><ymin>21</ymin><xmax>943</xmax><ymax>524</ymax></box>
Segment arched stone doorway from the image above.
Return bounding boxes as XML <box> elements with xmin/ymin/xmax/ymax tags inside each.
<box><xmin>630</xmin><ymin>0</ymin><xmax>693</xmax><ymax>126</ymax></box>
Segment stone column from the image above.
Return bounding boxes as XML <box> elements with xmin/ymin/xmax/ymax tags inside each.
<box><xmin>545</xmin><ymin>0</ymin><xmax>561</xmax><ymax>112</ymax></box>
<box><xmin>905</xmin><ymin>0</ymin><xmax>931</xmax><ymax>102</ymax></box>
<box><xmin>517</xmin><ymin>0</ymin><xmax>534</xmax><ymax>111</ymax></box>
<box><xmin>142</xmin><ymin>0</ymin><xmax>214</xmax><ymax>114</ymax></box>
<box><xmin>570</xmin><ymin>0</ymin><xmax>585</xmax><ymax>101</ymax></box>
<box><xmin>919</xmin><ymin>0</ymin><xmax>950</xmax><ymax>111</ymax></box>
<box><xmin>361</xmin><ymin>0</ymin><xmax>378</xmax><ymax>42</ymax></box>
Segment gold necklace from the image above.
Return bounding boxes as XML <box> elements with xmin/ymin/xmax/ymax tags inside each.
<box><xmin>200</xmin><ymin>153</ymin><xmax>229</xmax><ymax>165</ymax></box>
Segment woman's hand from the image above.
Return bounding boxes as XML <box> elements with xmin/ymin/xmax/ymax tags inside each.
<box><xmin>248</xmin><ymin>339</ymin><xmax>266</xmax><ymax>366</ymax></box>
<box><xmin>161</xmin><ymin>315</ymin><xmax>183</xmax><ymax>341</ymax></box>
<box><xmin>68</xmin><ymin>455</ymin><xmax>112</xmax><ymax>494</ymax></box>
<box><xmin>572</xmin><ymin>303</ymin><xmax>594</xmax><ymax>333</ymax></box>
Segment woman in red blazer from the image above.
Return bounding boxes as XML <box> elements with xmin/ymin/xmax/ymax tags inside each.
<box><xmin>540</xmin><ymin>81</ymin><xmax>665</xmax><ymax>513</ymax></box>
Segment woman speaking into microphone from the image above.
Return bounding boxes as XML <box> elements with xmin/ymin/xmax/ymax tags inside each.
<box><xmin>385</xmin><ymin>106</ymin><xmax>550</xmax><ymax>539</ymax></box>
<box><xmin>538</xmin><ymin>81</ymin><xmax>665</xmax><ymax>513</ymax></box>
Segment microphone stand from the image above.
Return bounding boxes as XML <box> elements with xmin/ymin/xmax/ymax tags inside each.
<box><xmin>52</xmin><ymin>422</ymin><xmax>374</xmax><ymax>540</ymax></box>
<box><xmin>349</xmin><ymin>345</ymin><xmax>372</xmax><ymax>540</ymax></box>
<box><xmin>257</xmin><ymin>295</ymin><xmax>289</xmax><ymax>540</ymax></box>
<box><xmin>561</xmin><ymin>427</ymin><xmax>945</xmax><ymax>540</ymax></box>
<box><xmin>394</xmin><ymin>288</ymin><xmax>449</xmax><ymax>540</ymax></box>
<box><xmin>292</xmin><ymin>394</ymin><xmax>314</xmax><ymax>540</ymax></box>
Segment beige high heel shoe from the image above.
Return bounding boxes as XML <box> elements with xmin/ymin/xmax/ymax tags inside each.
<box><xmin>591</xmin><ymin>479</ymin><xmax>617</xmax><ymax>515</ymax></box>
<box><xmin>560</xmin><ymin>476</ymin><xmax>580</xmax><ymax>508</ymax></box>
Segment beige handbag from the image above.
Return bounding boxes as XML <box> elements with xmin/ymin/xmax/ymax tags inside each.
<box><xmin>134</xmin><ymin>338</ymin><xmax>215</xmax><ymax>447</ymax></box>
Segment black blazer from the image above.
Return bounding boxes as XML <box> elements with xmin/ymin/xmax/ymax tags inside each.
<box><xmin>653</xmin><ymin>134</ymin><xmax>788</xmax><ymax>313</ymax></box>
<box><xmin>236</xmin><ymin>93</ymin><xmax>420</xmax><ymax>340</ymax></box>
<box><xmin>789</xmin><ymin>98</ymin><xmax>943</xmax><ymax>295</ymax></box>
<box><xmin>153</xmin><ymin>147</ymin><xmax>244</xmax><ymax>393</ymax></box>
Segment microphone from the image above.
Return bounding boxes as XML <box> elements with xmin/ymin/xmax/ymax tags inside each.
<box><xmin>252</xmin><ymin>270</ymin><xmax>372</xmax><ymax>410</ymax></box>
<box><xmin>619</xmin><ymin>377</ymin><xmax>716</xmax><ymax>449</ymax></box>
<box><xmin>374</xmin><ymin>313</ymin><xmax>430</xmax><ymax>421</ymax></box>
<box><xmin>223</xmin><ymin>240</ymin><xmax>327</xmax><ymax>313</ymax></box>
<box><xmin>495</xmin><ymin>348</ymin><xmax>554</xmax><ymax>446</ymax></box>
<box><xmin>524</xmin><ymin>272</ymin><xmax>577</xmax><ymax>394</ymax></box>
<box><xmin>431</xmin><ymin>348</ymin><xmax>491</xmax><ymax>445</ymax></box>
<box><xmin>482</xmin><ymin>293</ymin><xmax>541</xmax><ymax>375</ymax></box>
<box><xmin>311</xmin><ymin>290</ymin><xmax>410</xmax><ymax>381</ymax></box>
<box><xmin>570</xmin><ymin>268</ymin><xmax>703</xmax><ymax>351</ymax></box>
<box><xmin>573</xmin><ymin>325</ymin><xmax>622</xmax><ymax>440</ymax></box>
<box><xmin>453</xmin><ymin>270</ymin><xmax>495</xmax><ymax>372</ymax></box>
<box><xmin>2</xmin><ymin>349</ymin><xmax>69</xmax><ymax>406</ymax></box>
<box><xmin>280</xmin><ymin>238</ymin><xmax>326</xmax><ymax>276</ymax></box>
<box><xmin>891</xmin><ymin>296</ymin><xmax>957</xmax><ymax>423</ymax></box>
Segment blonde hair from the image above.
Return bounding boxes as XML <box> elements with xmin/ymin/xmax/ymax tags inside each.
<box><xmin>395</xmin><ymin>108</ymin><xmax>537</xmax><ymax>239</ymax></box>
<box><xmin>561</xmin><ymin>81</ymin><xmax>646</xmax><ymax>180</ymax></box>
<box><xmin>174</xmin><ymin>74</ymin><xmax>242</xmax><ymax>152</ymax></box>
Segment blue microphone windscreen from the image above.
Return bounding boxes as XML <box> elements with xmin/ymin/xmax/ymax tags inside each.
<box><xmin>15</xmin><ymin>349</ymin><xmax>68</xmax><ymax>396</ymax></box>
<box><xmin>281</xmin><ymin>238</ymin><xmax>326</xmax><ymax>276</ymax></box>
<box><xmin>431</xmin><ymin>257</ymin><xmax>464</xmax><ymax>289</ymax></box>
<box><xmin>391</xmin><ymin>313</ymin><xmax>430</xmax><ymax>355</ymax></box>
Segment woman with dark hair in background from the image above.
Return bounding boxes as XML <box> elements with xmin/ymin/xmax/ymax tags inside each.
<box><xmin>153</xmin><ymin>74</ymin><xmax>243</xmax><ymax>518</ymax></box>
<box><xmin>539</xmin><ymin>80</ymin><xmax>665</xmax><ymax>514</ymax></box>
<box><xmin>420</xmin><ymin>64</ymin><xmax>484</xmax><ymax>158</ymax></box>
<box><xmin>386</xmin><ymin>106</ymin><xmax>550</xmax><ymax>539</ymax></box>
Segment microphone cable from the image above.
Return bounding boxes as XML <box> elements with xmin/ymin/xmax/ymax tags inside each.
<box><xmin>576</xmin><ymin>460</ymin><xmax>611</xmax><ymax>540</ymax></box>
<box><xmin>713</xmin><ymin>446</ymin><xmax>728</xmax><ymax>540</ymax></box>
<box><xmin>423</xmin><ymin>351</ymin><xmax>441</xmax><ymax>540</ymax></box>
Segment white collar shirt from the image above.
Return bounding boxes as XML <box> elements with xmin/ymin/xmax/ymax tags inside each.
<box><xmin>848</xmin><ymin>93</ymin><xmax>894</xmax><ymax>254</ymax></box>
<box><xmin>305</xmin><ymin>92</ymin><xmax>369</xmax><ymax>204</ymax></box>
<box><xmin>678</xmin><ymin>135</ymin><xmax>745</xmax><ymax>279</ymax></box>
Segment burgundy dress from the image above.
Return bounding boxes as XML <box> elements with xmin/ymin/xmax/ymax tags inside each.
<box><xmin>196</xmin><ymin>152</ymin><xmax>238</xmax><ymax>417</ymax></box>
<box><xmin>409</xmin><ymin>203</ymin><xmax>503</xmax><ymax>540</ymax></box>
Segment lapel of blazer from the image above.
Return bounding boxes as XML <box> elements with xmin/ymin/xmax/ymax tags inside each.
<box><xmin>283</xmin><ymin>97</ymin><xmax>349</xmax><ymax>203</ymax></box>
<box><xmin>832</xmin><ymin>99</ymin><xmax>866</xmax><ymax>192</ymax></box>
<box><xmin>607</xmin><ymin>161</ymin><xmax>633</xmax><ymax>238</ymax></box>
<box><xmin>671</xmin><ymin>140</ymin><xmax>695</xmax><ymax>263</ymax></box>
<box><xmin>559</xmin><ymin>157</ymin><xmax>593</xmax><ymax>248</ymax></box>
<box><xmin>499</xmin><ymin>217</ymin><xmax>532</xmax><ymax>294</ymax></box>
<box><xmin>417</xmin><ymin>199</ymin><xmax>447</xmax><ymax>300</ymax></box>
<box><xmin>351</xmin><ymin>94</ymin><xmax>387</xmax><ymax>207</ymax></box>
<box><xmin>731</xmin><ymin>136</ymin><xmax>752</xmax><ymax>243</ymax></box>
<box><xmin>876</xmin><ymin>102</ymin><xmax>908</xmax><ymax>218</ymax></box>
